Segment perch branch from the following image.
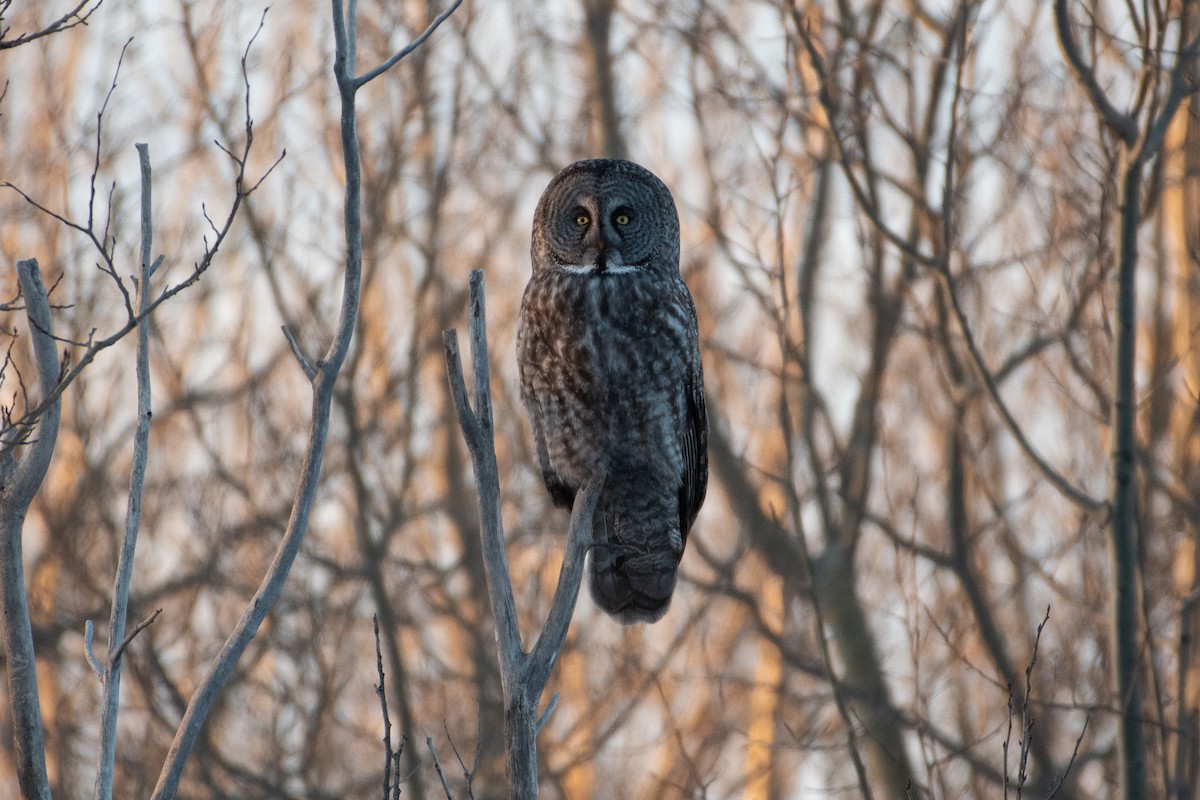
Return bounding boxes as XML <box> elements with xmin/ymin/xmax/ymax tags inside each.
<box><xmin>442</xmin><ymin>280</ymin><xmax>520</xmax><ymax>662</ymax></box>
<box><xmin>443</xmin><ymin>269</ymin><xmax>602</xmax><ymax>798</ymax></box>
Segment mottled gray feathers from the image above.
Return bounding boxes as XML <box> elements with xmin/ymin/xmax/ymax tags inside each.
<box><xmin>518</xmin><ymin>158</ymin><xmax>708</xmax><ymax>624</ymax></box>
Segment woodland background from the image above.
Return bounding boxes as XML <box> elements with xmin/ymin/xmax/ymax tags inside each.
<box><xmin>1</xmin><ymin>0</ymin><xmax>1199</xmax><ymax>797</ymax></box>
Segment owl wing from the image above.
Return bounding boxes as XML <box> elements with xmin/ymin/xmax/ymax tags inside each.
<box><xmin>517</xmin><ymin>290</ymin><xmax>580</xmax><ymax>511</ymax></box>
<box><xmin>529</xmin><ymin>399</ymin><xmax>577</xmax><ymax>510</ymax></box>
<box><xmin>679</xmin><ymin>299</ymin><xmax>708</xmax><ymax>547</ymax></box>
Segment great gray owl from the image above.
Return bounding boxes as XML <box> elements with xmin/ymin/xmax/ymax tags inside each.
<box><xmin>517</xmin><ymin>158</ymin><xmax>708</xmax><ymax>624</ymax></box>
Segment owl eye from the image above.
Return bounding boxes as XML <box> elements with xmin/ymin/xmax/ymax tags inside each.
<box><xmin>574</xmin><ymin>213</ymin><xmax>590</xmax><ymax>226</ymax></box>
<box><xmin>614</xmin><ymin>211</ymin><xmax>632</xmax><ymax>225</ymax></box>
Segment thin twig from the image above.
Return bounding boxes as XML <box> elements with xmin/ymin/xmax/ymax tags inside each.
<box><xmin>282</xmin><ymin>325</ymin><xmax>317</xmax><ymax>380</ymax></box>
<box><xmin>1016</xmin><ymin>606</ymin><xmax>1052</xmax><ymax>798</ymax></box>
<box><xmin>373</xmin><ymin>614</ymin><xmax>403</xmax><ymax>800</ymax></box>
<box><xmin>111</xmin><ymin>608</ymin><xmax>162</xmax><ymax>663</ymax></box>
<box><xmin>444</xmin><ymin>719</ymin><xmax>478</xmax><ymax>799</ymax></box>
<box><xmin>1047</xmin><ymin>716</ymin><xmax>1090</xmax><ymax>798</ymax></box>
<box><xmin>427</xmin><ymin>737</ymin><xmax>456</xmax><ymax>800</ymax></box>
<box><xmin>536</xmin><ymin>692</ymin><xmax>559</xmax><ymax>733</ymax></box>
<box><xmin>0</xmin><ymin>39</ymin><xmax>283</xmax><ymax>453</ymax></box>
<box><xmin>1003</xmin><ymin>681</ymin><xmax>1013</xmax><ymax>800</ymax></box>
<box><xmin>84</xmin><ymin>620</ymin><xmax>103</xmax><ymax>679</ymax></box>
<box><xmin>0</xmin><ymin>0</ymin><xmax>102</xmax><ymax>50</ymax></box>
<box><xmin>441</xmin><ymin>320</ymin><xmax>519</xmax><ymax>659</ymax></box>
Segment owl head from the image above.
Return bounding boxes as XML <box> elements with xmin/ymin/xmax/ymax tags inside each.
<box><xmin>531</xmin><ymin>159</ymin><xmax>680</xmax><ymax>277</ymax></box>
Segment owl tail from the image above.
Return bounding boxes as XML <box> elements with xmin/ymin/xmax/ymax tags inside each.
<box><xmin>588</xmin><ymin>511</ymin><xmax>681</xmax><ymax>624</ymax></box>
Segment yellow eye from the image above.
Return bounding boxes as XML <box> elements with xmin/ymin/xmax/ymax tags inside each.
<box><xmin>615</xmin><ymin>213</ymin><xmax>631</xmax><ymax>225</ymax></box>
<box><xmin>575</xmin><ymin>213</ymin><xmax>590</xmax><ymax>226</ymax></box>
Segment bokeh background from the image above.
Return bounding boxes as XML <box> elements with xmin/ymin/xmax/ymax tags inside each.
<box><xmin>2</xmin><ymin>1</ymin><xmax>1199</xmax><ymax>797</ymax></box>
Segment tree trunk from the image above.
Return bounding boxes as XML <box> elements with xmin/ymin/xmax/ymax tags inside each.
<box><xmin>1111</xmin><ymin>150</ymin><xmax>1148</xmax><ymax>800</ymax></box>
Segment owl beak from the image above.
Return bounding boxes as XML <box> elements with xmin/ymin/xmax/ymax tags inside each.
<box><xmin>583</xmin><ymin>223</ymin><xmax>604</xmax><ymax>253</ymax></box>
<box><xmin>582</xmin><ymin>225</ymin><xmax>609</xmax><ymax>272</ymax></box>
<box><xmin>582</xmin><ymin>222</ymin><xmax>626</xmax><ymax>273</ymax></box>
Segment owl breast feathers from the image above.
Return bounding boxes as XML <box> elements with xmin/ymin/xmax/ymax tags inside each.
<box><xmin>517</xmin><ymin>158</ymin><xmax>708</xmax><ymax>624</ymax></box>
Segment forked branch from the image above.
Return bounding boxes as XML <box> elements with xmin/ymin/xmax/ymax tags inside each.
<box><xmin>443</xmin><ymin>269</ymin><xmax>602</xmax><ymax>798</ymax></box>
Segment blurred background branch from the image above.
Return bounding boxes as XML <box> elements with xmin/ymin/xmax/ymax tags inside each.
<box><xmin>0</xmin><ymin>0</ymin><xmax>1197</xmax><ymax>797</ymax></box>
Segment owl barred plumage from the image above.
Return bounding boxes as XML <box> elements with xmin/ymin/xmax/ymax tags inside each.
<box><xmin>517</xmin><ymin>159</ymin><xmax>708</xmax><ymax>624</ymax></box>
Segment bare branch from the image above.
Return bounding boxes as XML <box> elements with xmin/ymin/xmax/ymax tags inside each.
<box><xmin>0</xmin><ymin>0</ymin><xmax>102</xmax><ymax>50</ymax></box>
<box><xmin>94</xmin><ymin>141</ymin><xmax>158</xmax><ymax>800</ymax></box>
<box><xmin>0</xmin><ymin>33</ymin><xmax>283</xmax><ymax>450</ymax></box>
<box><xmin>444</xmin><ymin>270</ymin><xmax>604</xmax><ymax>798</ymax></box>
<box><xmin>2</xmin><ymin>181</ymin><xmax>91</xmax><ymax>237</ymax></box>
<box><xmin>1016</xmin><ymin>607</ymin><xmax>1052</xmax><ymax>796</ymax></box>
<box><xmin>146</xmin><ymin>13</ymin><xmax>315</xmax><ymax>795</ymax></box>
<box><xmin>355</xmin><ymin>0</ymin><xmax>463</xmax><ymax>88</ymax></box>
<box><xmin>88</xmin><ymin>38</ymin><xmax>133</xmax><ymax>246</ymax></box>
<box><xmin>111</xmin><ymin>607</ymin><xmax>161</xmax><ymax>663</ymax></box>
<box><xmin>442</xmin><ymin>277</ymin><xmax>519</xmax><ymax>662</ymax></box>
<box><xmin>148</xmin><ymin>0</ymin><xmax>440</xmax><ymax>789</ymax></box>
<box><xmin>5</xmin><ymin>262</ymin><xmax>62</xmax><ymax>514</ymax></box>
<box><xmin>1048</xmin><ymin>716</ymin><xmax>1090</xmax><ymax>798</ymax></box>
<box><xmin>372</xmin><ymin>615</ymin><xmax>406</xmax><ymax>800</ymax></box>
<box><xmin>936</xmin><ymin>267</ymin><xmax>1106</xmax><ymax>512</ymax></box>
<box><xmin>1052</xmin><ymin>0</ymin><xmax>1139</xmax><ymax>143</ymax></box>
<box><xmin>244</xmin><ymin>147</ymin><xmax>287</xmax><ymax>195</ymax></box>
<box><xmin>427</xmin><ymin>737</ymin><xmax>456</xmax><ymax>800</ymax></box>
<box><xmin>535</xmin><ymin>693</ymin><xmax>559</xmax><ymax>734</ymax></box>
<box><xmin>442</xmin><ymin>330</ymin><xmax>482</xmax><ymax>452</ymax></box>
<box><xmin>0</xmin><ymin>259</ymin><xmax>63</xmax><ymax>800</ymax></box>
<box><xmin>373</xmin><ymin>613</ymin><xmax>415</xmax><ymax>800</ymax></box>
<box><xmin>443</xmin><ymin>720</ymin><xmax>478</xmax><ymax>798</ymax></box>
<box><xmin>84</xmin><ymin>620</ymin><xmax>103</xmax><ymax>680</ymax></box>
<box><xmin>527</xmin><ymin>477</ymin><xmax>603</xmax><ymax>690</ymax></box>
<box><xmin>282</xmin><ymin>325</ymin><xmax>317</xmax><ymax>380</ymax></box>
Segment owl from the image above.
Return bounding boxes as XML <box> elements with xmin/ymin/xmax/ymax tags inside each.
<box><xmin>517</xmin><ymin>159</ymin><xmax>708</xmax><ymax>624</ymax></box>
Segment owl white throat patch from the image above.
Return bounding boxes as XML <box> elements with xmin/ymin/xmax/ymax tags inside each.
<box><xmin>558</xmin><ymin>263</ymin><xmax>641</xmax><ymax>275</ymax></box>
